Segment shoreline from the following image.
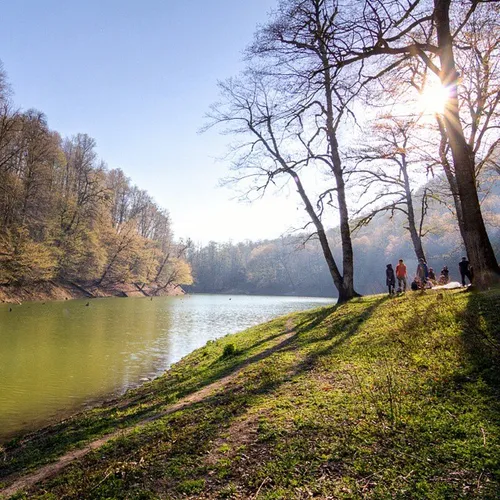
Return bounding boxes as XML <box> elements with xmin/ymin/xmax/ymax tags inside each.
<box><xmin>0</xmin><ymin>283</ymin><xmax>336</xmax><ymax>305</ymax></box>
<box><xmin>0</xmin><ymin>279</ymin><xmax>184</xmax><ymax>304</ymax></box>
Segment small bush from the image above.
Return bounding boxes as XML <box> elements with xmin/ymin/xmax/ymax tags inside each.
<box><xmin>222</xmin><ymin>343</ymin><xmax>237</xmax><ymax>358</ymax></box>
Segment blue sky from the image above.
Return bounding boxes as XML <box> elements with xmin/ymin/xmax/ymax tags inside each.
<box><xmin>1</xmin><ymin>0</ymin><xmax>307</xmax><ymax>244</ymax></box>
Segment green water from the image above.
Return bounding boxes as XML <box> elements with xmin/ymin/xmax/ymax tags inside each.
<box><xmin>0</xmin><ymin>294</ymin><xmax>334</xmax><ymax>439</ymax></box>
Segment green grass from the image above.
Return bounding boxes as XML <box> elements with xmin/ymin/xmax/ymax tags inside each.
<box><xmin>1</xmin><ymin>288</ymin><xmax>499</xmax><ymax>499</ymax></box>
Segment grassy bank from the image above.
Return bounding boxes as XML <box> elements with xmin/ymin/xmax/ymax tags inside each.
<box><xmin>1</xmin><ymin>288</ymin><xmax>499</xmax><ymax>499</ymax></box>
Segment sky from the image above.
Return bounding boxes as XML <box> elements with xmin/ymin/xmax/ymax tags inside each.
<box><xmin>0</xmin><ymin>0</ymin><xmax>311</xmax><ymax>244</ymax></box>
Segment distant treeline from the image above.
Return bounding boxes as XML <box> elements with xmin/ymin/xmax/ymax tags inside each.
<box><xmin>186</xmin><ymin>195</ymin><xmax>500</xmax><ymax>297</ymax></box>
<box><xmin>0</xmin><ymin>68</ymin><xmax>192</xmax><ymax>291</ymax></box>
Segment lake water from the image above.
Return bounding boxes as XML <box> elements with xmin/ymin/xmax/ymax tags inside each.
<box><xmin>0</xmin><ymin>294</ymin><xmax>334</xmax><ymax>440</ymax></box>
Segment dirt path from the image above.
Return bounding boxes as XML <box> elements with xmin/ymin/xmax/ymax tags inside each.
<box><xmin>0</xmin><ymin>321</ymin><xmax>297</xmax><ymax>499</ymax></box>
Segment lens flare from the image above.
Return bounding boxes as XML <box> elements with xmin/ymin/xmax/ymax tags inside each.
<box><xmin>419</xmin><ymin>83</ymin><xmax>450</xmax><ymax>114</ymax></box>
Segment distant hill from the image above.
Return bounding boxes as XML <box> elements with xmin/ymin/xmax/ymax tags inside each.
<box><xmin>186</xmin><ymin>178</ymin><xmax>500</xmax><ymax>297</ymax></box>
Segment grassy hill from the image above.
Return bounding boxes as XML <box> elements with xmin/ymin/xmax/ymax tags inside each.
<box><xmin>1</xmin><ymin>288</ymin><xmax>499</xmax><ymax>499</ymax></box>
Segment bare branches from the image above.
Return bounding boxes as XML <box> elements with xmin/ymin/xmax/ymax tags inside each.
<box><xmin>349</xmin><ymin>113</ymin><xmax>433</xmax><ymax>261</ymax></box>
<box><xmin>206</xmin><ymin>0</ymin><xmax>366</xmax><ymax>300</ymax></box>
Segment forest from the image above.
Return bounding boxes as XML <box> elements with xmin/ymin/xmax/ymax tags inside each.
<box><xmin>1</xmin><ymin>0</ymin><xmax>499</xmax><ymax>302</ymax></box>
<box><xmin>0</xmin><ymin>65</ymin><xmax>192</xmax><ymax>295</ymax></box>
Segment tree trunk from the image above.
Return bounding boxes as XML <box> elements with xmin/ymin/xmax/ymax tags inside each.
<box><xmin>319</xmin><ymin>37</ymin><xmax>360</xmax><ymax>302</ymax></box>
<box><xmin>407</xmin><ymin>218</ymin><xmax>426</xmax><ymax>263</ymax></box>
<box><xmin>289</xmin><ymin>170</ymin><xmax>352</xmax><ymax>303</ymax></box>
<box><xmin>401</xmin><ymin>154</ymin><xmax>426</xmax><ymax>262</ymax></box>
<box><xmin>434</xmin><ymin>0</ymin><xmax>500</xmax><ymax>287</ymax></box>
<box><xmin>154</xmin><ymin>252</ymin><xmax>171</xmax><ymax>283</ymax></box>
<box><xmin>330</xmin><ymin>136</ymin><xmax>359</xmax><ymax>300</ymax></box>
<box><xmin>436</xmin><ymin>115</ymin><xmax>466</xmax><ymax>231</ymax></box>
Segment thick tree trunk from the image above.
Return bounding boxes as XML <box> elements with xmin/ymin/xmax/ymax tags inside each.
<box><xmin>434</xmin><ymin>0</ymin><xmax>500</xmax><ymax>288</ymax></box>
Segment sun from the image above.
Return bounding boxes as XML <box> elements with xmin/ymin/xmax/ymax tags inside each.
<box><xmin>419</xmin><ymin>82</ymin><xmax>450</xmax><ymax>115</ymax></box>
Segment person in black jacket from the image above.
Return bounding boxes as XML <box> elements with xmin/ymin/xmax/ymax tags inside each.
<box><xmin>458</xmin><ymin>257</ymin><xmax>472</xmax><ymax>286</ymax></box>
<box><xmin>386</xmin><ymin>264</ymin><xmax>396</xmax><ymax>295</ymax></box>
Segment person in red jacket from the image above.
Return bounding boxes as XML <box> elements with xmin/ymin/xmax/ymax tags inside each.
<box><xmin>395</xmin><ymin>259</ymin><xmax>407</xmax><ymax>292</ymax></box>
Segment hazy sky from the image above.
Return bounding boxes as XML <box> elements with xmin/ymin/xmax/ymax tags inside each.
<box><xmin>0</xmin><ymin>0</ymin><xmax>310</xmax><ymax>244</ymax></box>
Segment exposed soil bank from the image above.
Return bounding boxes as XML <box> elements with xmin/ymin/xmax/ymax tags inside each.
<box><xmin>0</xmin><ymin>280</ymin><xmax>183</xmax><ymax>304</ymax></box>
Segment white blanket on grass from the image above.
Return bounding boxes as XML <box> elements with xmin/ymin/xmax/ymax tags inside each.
<box><xmin>432</xmin><ymin>281</ymin><xmax>463</xmax><ymax>290</ymax></box>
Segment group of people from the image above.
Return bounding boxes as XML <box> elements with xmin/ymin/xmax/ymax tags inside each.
<box><xmin>385</xmin><ymin>257</ymin><xmax>473</xmax><ymax>295</ymax></box>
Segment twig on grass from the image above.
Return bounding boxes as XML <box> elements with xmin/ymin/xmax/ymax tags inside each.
<box><xmin>253</xmin><ymin>476</ymin><xmax>270</xmax><ymax>498</ymax></box>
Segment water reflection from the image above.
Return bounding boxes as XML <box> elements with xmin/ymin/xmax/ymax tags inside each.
<box><xmin>0</xmin><ymin>294</ymin><xmax>334</xmax><ymax>438</ymax></box>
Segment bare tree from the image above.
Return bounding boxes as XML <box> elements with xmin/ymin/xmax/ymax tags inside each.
<box><xmin>208</xmin><ymin>72</ymin><xmax>359</xmax><ymax>303</ymax></box>
<box><xmin>331</xmin><ymin>0</ymin><xmax>499</xmax><ymax>287</ymax></box>
<box><xmin>209</xmin><ymin>0</ymin><xmax>363</xmax><ymax>302</ymax></box>
<box><xmin>351</xmin><ymin>116</ymin><xmax>434</xmax><ymax>262</ymax></box>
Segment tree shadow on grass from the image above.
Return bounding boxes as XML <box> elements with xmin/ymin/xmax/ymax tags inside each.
<box><xmin>400</xmin><ymin>289</ymin><xmax>500</xmax><ymax>497</ymax></box>
<box><xmin>154</xmin><ymin>307</ymin><xmax>340</xmax><ymax>402</ymax></box>
<box><xmin>455</xmin><ymin>290</ymin><xmax>500</xmax><ymax>430</ymax></box>
<box><xmin>178</xmin><ymin>298</ymin><xmax>386</xmax><ymax>399</ymax></box>
<box><xmin>163</xmin><ymin>297</ymin><xmax>388</xmax><ymax>405</ymax></box>
<box><xmin>460</xmin><ymin>289</ymin><xmax>500</xmax><ymax>382</ymax></box>
<box><xmin>284</xmin><ymin>296</ymin><xmax>390</xmax><ymax>376</ymax></box>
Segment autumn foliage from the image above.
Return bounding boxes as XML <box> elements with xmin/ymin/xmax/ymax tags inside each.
<box><xmin>0</xmin><ymin>69</ymin><xmax>192</xmax><ymax>291</ymax></box>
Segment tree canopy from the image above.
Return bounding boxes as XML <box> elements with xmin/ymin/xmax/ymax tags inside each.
<box><xmin>0</xmin><ymin>65</ymin><xmax>192</xmax><ymax>292</ymax></box>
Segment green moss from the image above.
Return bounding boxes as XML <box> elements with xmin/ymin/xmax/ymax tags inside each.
<box><xmin>177</xmin><ymin>478</ymin><xmax>206</xmax><ymax>494</ymax></box>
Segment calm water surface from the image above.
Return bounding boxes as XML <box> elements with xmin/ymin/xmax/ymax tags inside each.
<box><xmin>0</xmin><ymin>294</ymin><xmax>334</xmax><ymax>439</ymax></box>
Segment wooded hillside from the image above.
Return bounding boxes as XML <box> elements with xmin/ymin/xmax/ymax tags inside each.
<box><xmin>0</xmin><ymin>65</ymin><xmax>192</xmax><ymax>293</ymax></box>
<box><xmin>186</xmin><ymin>184</ymin><xmax>500</xmax><ymax>297</ymax></box>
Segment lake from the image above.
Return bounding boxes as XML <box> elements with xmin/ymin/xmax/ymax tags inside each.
<box><xmin>0</xmin><ymin>294</ymin><xmax>334</xmax><ymax>440</ymax></box>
